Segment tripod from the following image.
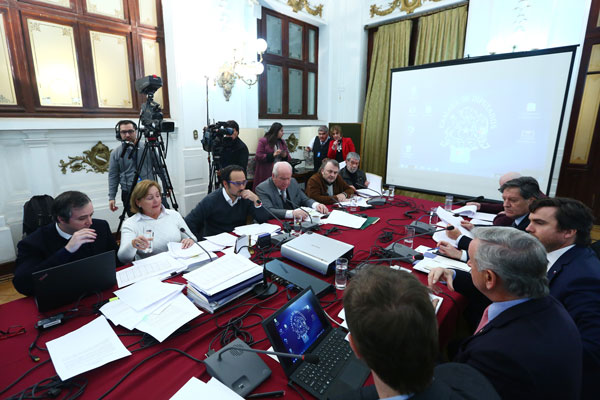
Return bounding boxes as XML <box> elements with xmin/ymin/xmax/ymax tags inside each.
<box><xmin>116</xmin><ymin>132</ymin><xmax>178</xmax><ymax>233</ymax></box>
<box><xmin>207</xmin><ymin>153</ymin><xmax>222</xmax><ymax>194</ymax></box>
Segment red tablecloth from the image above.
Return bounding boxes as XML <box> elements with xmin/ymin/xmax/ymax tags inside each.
<box><xmin>0</xmin><ymin>196</ymin><xmax>466</xmax><ymax>399</ymax></box>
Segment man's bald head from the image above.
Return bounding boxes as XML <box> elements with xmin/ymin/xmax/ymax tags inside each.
<box><xmin>499</xmin><ymin>172</ymin><xmax>521</xmax><ymax>187</ymax></box>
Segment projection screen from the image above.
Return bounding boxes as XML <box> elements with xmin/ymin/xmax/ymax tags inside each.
<box><xmin>385</xmin><ymin>46</ymin><xmax>576</xmax><ymax>201</ymax></box>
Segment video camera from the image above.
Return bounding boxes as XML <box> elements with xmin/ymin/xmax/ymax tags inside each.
<box><xmin>201</xmin><ymin>121</ymin><xmax>235</xmax><ymax>155</ymax></box>
<box><xmin>134</xmin><ymin>75</ymin><xmax>175</xmax><ymax>138</ymax></box>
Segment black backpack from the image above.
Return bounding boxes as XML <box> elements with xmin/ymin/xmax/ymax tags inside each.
<box><xmin>23</xmin><ymin>195</ymin><xmax>54</xmax><ymax>237</ymax></box>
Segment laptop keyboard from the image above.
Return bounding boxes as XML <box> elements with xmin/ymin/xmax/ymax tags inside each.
<box><xmin>294</xmin><ymin>330</ymin><xmax>353</xmax><ymax>396</ymax></box>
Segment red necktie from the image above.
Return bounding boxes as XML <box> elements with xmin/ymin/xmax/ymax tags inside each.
<box><xmin>475</xmin><ymin>305</ymin><xmax>491</xmax><ymax>333</ymax></box>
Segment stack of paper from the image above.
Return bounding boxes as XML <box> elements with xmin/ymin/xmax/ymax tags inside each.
<box><xmin>452</xmin><ymin>204</ymin><xmax>478</xmax><ymax>218</ymax></box>
<box><xmin>116</xmin><ymin>252</ymin><xmax>186</xmax><ymax>288</ymax></box>
<box><xmin>101</xmin><ymin>278</ymin><xmax>202</xmax><ymax>342</ymax></box>
<box><xmin>233</xmin><ymin>223</ymin><xmax>280</xmax><ymax>237</ymax></box>
<box><xmin>356</xmin><ymin>173</ymin><xmax>383</xmax><ymax>197</ymax></box>
<box><xmin>184</xmin><ymin>253</ymin><xmax>263</xmax><ymax>313</ymax></box>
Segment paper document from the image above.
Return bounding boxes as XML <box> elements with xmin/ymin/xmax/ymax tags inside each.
<box><xmin>430</xmin><ymin>293</ymin><xmax>443</xmax><ymax>314</ymax></box>
<box><xmin>470</xmin><ymin>218</ymin><xmax>493</xmax><ymax>226</ymax></box>
<box><xmin>473</xmin><ymin>212</ymin><xmax>497</xmax><ymax>222</ymax></box>
<box><xmin>435</xmin><ymin>207</ymin><xmax>472</xmax><ymax>237</ymax></box>
<box><xmin>135</xmin><ymin>293</ymin><xmax>202</xmax><ymax>342</ymax></box>
<box><xmin>233</xmin><ymin>223</ymin><xmax>281</xmax><ymax>236</ymax></box>
<box><xmin>412</xmin><ymin>257</ymin><xmax>470</xmax><ymax>274</ymax></box>
<box><xmin>452</xmin><ymin>205</ymin><xmax>478</xmax><ymax>217</ymax></box>
<box><xmin>366</xmin><ymin>173</ymin><xmax>382</xmax><ymax>194</ymax></box>
<box><xmin>205</xmin><ymin>232</ymin><xmax>238</xmax><ymax>247</ymax></box>
<box><xmin>46</xmin><ymin>316</ymin><xmax>131</xmax><ymax>381</ymax></box>
<box><xmin>337</xmin><ymin>308</ymin><xmax>348</xmax><ymax>329</ymax></box>
<box><xmin>117</xmin><ymin>252</ymin><xmax>184</xmax><ymax>288</ymax></box>
<box><xmin>184</xmin><ymin>253</ymin><xmax>262</xmax><ymax>296</ymax></box>
<box><xmin>168</xmin><ymin>242</ymin><xmax>218</xmax><ymax>259</ymax></box>
<box><xmin>339</xmin><ymin>196</ymin><xmax>372</xmax><ymax>208</ymax></box>
<box><xmin>322</xmin><ymin>209</ymin><xmax>367</xmax><ymax>229</ymax></box>
<box><xmin>101</xmin><ymin>289</ymin><xmax>182</xmax><ymax>331</ymax></box>
<box><xmin>170</xmin><ymin>377</ymin><xmax>243</xmax><ymax>400</ymax></box>
<box><xmin>114</xmin><ymin>278</ymin><xmax>183</xmax><ymax>311</ymax></box>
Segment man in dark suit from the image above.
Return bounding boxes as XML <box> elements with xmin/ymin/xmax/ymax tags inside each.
<box><xmin>429</xmin><ymin>227</ymin><xmax>582</xmax><ymax>399</ymax></box>
<box><xmin>341</xmin><ymin>265</ymin><xmax>500</xmax><ymax>400</ymax></box>
<box><xmin>526</xmin><ymin>197</ymin><xmax>600</xmax><ymax>399</ymax></box>
<box><xmin>256</xmin><ymin>161</ymin><xmax>328</xmax><ymax>219</ymax></box>
<box><xmin>14</xmin><ymin>191</ymin><xmax>118</xmax><ymax>296</ymax></box>
<box><xmin>440</xmin><ymin>176</ymin><xmax>542</xmax><ymax>260</ymax></box>
<box><xmin>306</xmin><ymin>125</ymin><xmax>331</xmax><ymax>173</ymax></box>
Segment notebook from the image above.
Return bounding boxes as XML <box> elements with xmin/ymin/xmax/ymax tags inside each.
<box><xmin>33</xmin><ymin>250</ymin><xmax>117</xmax><ymax>312</ymax></box>
<box><xmin>262</xmin><ymin>288</ymin><xmax>370</xmax><ymax>400</ymax></box>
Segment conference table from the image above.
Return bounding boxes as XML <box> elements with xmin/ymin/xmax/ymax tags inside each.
<box><xmin>0</xmin><ymin>196</ymin><xmax>467</xmax><ymax>399</ymax></box>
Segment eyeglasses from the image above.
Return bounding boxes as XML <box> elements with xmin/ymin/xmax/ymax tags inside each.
<box><xmin>120</xmin><ymin>129</ymin><xmax>136</xmax><ymax>135</ymax></box>
<box><xmin>227</xmin><ymin>180</ymin><xmax>247</xmax><ymax>186</ymax></box>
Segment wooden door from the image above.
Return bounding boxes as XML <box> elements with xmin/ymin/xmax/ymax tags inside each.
<box><xmin>557</xmin><ymin>1</ymin><xmax>600</xmax><ymax>220</ymax></box>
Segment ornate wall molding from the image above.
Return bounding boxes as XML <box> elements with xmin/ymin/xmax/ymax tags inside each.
<box><xmin>370</xmin><ymin>0</ymin><xmax>443</xmax><ymax>17</ymax></box>
<box><xmin>287</xmin><ymin>0</ymin><xmax>323</xmax><ymax>17</ymax></box>
<box><xmin>59</xmin><ymin>141</ymin><xmax>110</xmax><ymax>174</ymax></box>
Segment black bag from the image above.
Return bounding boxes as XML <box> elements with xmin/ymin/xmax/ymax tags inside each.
<box><xmin>23</xmin><ymin>195</ymin><xmax>54</xmax><ymax>236</ymax></box>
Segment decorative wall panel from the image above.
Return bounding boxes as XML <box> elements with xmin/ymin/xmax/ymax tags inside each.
<box><xmin>0</xmin><ymin>14</ymin><xmax>17</xmax><ymax>105</ymax></box>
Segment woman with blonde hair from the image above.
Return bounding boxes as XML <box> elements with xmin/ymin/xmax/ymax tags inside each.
<box><xmin>118</xmin><ymin>180</ymin><xmax>196</xmax><ymax>263</ymax></box>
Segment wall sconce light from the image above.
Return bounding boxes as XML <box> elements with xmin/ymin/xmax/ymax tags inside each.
<box><xmin>217</xmin><ymin>38</ymin><xmax>267</xmax><ymax>101</ymax></box>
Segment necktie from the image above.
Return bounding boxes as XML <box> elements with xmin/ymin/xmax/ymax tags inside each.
<box><xmin>475</xmin><ymin>305</ymin><xmax>491</xmax><ymax>333</ymax></box>
<box><xmin>280</xmin><ymin>190</ymin><xmax>289</xmax><ymax>209</ymax></box>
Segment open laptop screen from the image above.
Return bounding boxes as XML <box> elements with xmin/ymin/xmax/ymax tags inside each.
<box><xmin>263</xmin><ymin>288</ymin><xmax>331</xmax><ymax>375</ymax></box>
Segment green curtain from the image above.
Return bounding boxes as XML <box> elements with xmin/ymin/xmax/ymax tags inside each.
<box><xmin>414</xmin><ymin>5</ymin><xmax>468</xmax><ymax>65</ymax></box>
<box><xmin>362</xmin><ymin>20</ymin><xmax>412</xmax><ymax>176</ymax></box>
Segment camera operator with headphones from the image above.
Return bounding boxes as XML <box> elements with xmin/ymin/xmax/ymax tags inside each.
<box><xmin>108</xmin><ymin>120</ymin><xmax>155</xmax><ymax>216</ymax></box>
<box><xmin>218</xmin><ymin>120</ymin><xmax>249</xmax><ymax>173</ymax></box>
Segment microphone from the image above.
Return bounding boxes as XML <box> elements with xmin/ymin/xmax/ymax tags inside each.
<box><xmin>285</xmin><ymin>196</ymin><xmax>319</xmax><ymax>232</ymax></box>
<box><xmin>179</xmin><ymin>228</ymin><xmax>214</xmax><ymax>262</ymax></box>
<box><xmin>217</xmin><ymin>345</ymin><xmax>319</xmax><ymax>364</ymax></box>
<box><xmin>453</xmin><ymin>195</ymin><xmax>484</xmax><ymax>206</ymax></box>
<box><xmin>348</xmin><ymin>254</ymin><xmax>424</xmax><ymax>278</ymax></box>
<box><xmin>255</xmin><ymin>199</ymin><xmax>291</xmax><ymax>233</ymax></box>
<box><xmin>354</xmin><ymin>183</ymin><xmax>387</xmax><ymax>206</ymax></box>
<box><xmin>384</xmin><ymin>226</ymin><xmax>454</xmax><ymax>259</ymax></box>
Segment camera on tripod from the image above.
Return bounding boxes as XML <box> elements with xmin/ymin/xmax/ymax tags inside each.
<box><xmin>134</xmin><ymin>75</ymin><xmax>175</xmax><ymax>138</ymax></box>
<box><xmin>201</xmin><ymin>121</ymin><xmax>234</xmax><ymax>155</ymax></box>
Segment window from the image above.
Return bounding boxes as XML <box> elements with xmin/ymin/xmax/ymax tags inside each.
<box><xmin>0</xmin><ymin>0</ymin><xmax>169</xmax><ymax>117</ymax></box>
<box><xmin>258</xmin><ymin>7</ymin><xmax>318</xmax><ymax>120</ymax></box>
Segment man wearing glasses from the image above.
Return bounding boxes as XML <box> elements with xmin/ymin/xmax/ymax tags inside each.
<box><xmin>185</xmin><ymin>165</ymin><xmax>269</xmax><ymax>237</ymax></box>
<box><xmin>108</xmin><ymin>120</ymin><xmax>154</xmax><ymax>216</ymax></box>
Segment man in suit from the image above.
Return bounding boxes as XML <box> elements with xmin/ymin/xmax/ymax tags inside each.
<box><xmin>305</xmin><ymin>159</ymin><xmax>355</xmax><ymax>205</ymax></box>
<box><xmin>14</xmin><ymin>191</ymin><xmax>118</xmax><ymax>296</ymax></box>
<box><xmin>306</xmin><ymin>125</ymin><xmax>331</xmax><ymax>173</ymax></box>
<box><xmin>256</xmin><ymin>161</ymin><xmax>328</xmax><ymax>219</ymax></box>
<box><xmin>440</xmin><ymin>176</ymin><xmax>542</xmax><ymax>260</ymax></box>
<box><xmin>526</xmin><ymin>197</ymin><xmax>600</xmax><ymax>399</ymax></box>
<box><xmin>430</xmin><ymin>227</ymin><xmax>582</xmax><ymax>399</ymax></box>
<box><xmin>342</xmin><ymin>265</ymin><xmax>500</xmax><ymax>400</ymax></box>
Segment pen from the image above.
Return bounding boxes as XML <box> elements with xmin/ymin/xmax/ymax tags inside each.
<box><xmin>246</xmin><ymin>390</ymin><xmax>285</xmax><ymax>399</ymax></box>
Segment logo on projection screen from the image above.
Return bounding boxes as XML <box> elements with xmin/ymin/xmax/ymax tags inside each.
<box><xmin>439</xmin><ymin>95</ymin><xmax>496</xmax><ymax>164</ymax></box>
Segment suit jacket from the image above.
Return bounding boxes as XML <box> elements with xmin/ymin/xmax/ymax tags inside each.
<box><xmin>13</xmin><ymin>220</ymin><xmax>118</xmax><ymax>296</ymax></box>
<box><xmin>455</xmin><ymin>296</ymin><xmax>582</xmax><ymax>400</ymax></box>
<box><xmin>548</xmin><ymin>245</ymin><xmax>600</xmax><ymax>400</ymax></box>
<box><xmin>256</xmin><ymin>177</ymin><xmax>316</xmax><ymax>219</ymax></box>
<box><xmin>334</xmin><ymin>363</ymin><xmax>500</xmax><ymax>400</ymax></box>
<box><xmin>457</xmin><ymin>214</ymin><xmax>530</xmax><ymax>251</ymax></box>
<box><xmin>305</xmin><ymin>172</ymin><xmax>355</xmax><ymax>205</ymax></box>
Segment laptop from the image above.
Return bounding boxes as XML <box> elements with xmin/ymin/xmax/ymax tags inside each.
<box><xmin>33</xmin><ymin>250</ymin><xmax>117</xmax><ymax>312</ymax></box>
<box><xmin>262</xmin><ymin>288</ymin><xmax>370</xmax><ymax>400</ymax></box>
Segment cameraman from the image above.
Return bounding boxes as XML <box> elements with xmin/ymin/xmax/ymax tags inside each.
<box><xmin>218</xmin><ymin>120</ymin><xmax>249</xmax><ymax>173</ymax></box>
<box><xmin>108</xmin><ymin>120</ymin><xmax>154</xmax><ymax>216</ymax></box>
